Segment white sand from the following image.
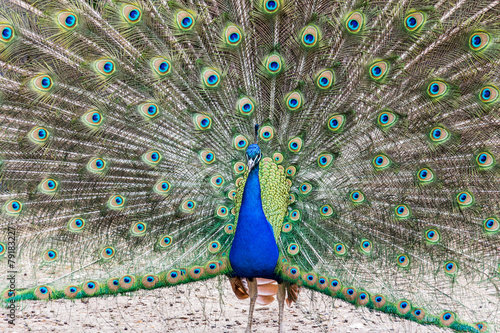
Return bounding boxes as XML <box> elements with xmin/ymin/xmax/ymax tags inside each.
<box><xmin>1</xmin><ymin>278</ymin><xmax>451</xmax><ymax>332</ymax></box>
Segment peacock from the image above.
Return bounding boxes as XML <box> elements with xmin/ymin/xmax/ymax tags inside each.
<box><xmin>0</xmin><ymin>0</ymin><xmax>499</xmax><ymax>331</ymax></box>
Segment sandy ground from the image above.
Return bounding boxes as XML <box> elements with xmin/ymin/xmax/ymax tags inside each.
<box><xmin>1</xmin><ymin>278</ymin><xmax>452</xmax><ymax>333</ymax></box>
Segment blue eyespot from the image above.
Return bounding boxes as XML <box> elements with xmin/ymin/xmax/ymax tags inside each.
<box><xmin>269</xmin><ymin>61</ymin><xmax>279</xmax><ymax>71</ymax></box>
<box><xmin>307</xmin><ymin>275</ymin><xmax>314</xmax><ymax>281</ymax></box>
<box><xmin>47</xmin><ymin>180</ymin><xmax>55</xmax><ymax>189</ymax></box>
<box><xmin>87</xmin><ymin>282</ymin><xmax>95</xmax><ymax>289</ymax></box>
<box><xmin>159</xmin><ymin>62</ymin><xmax>169</xmax><ymax>72</ymax></box>
<box><xmin>151</xmin><ymin>152</ymin><xmax>159</xmax><ymax>161</ymax></box>
<box><xmin>290</xmin><ymin>268</ymin><xmax>297</xmax><ymax>274</ymax></box>
<box><xmin>2</xmin><ymin>27</ymin><xmax>12</xmax><ymax>39</ymax></box>
<box><xmin>129</xmin><ymin>9</ymin><xmax>140</xmax><ymax>21</ymax></box>
<box><xmin>429</xmin><ymin>83</ymin><xmax>440</xmax><ymax>94</ymax></box>
<box><xmin>103</xmin><ymin>62</ymin><xmax>113</xmax><ymax>73</ymax></box>
<box><xmin>75</xmin><ymin>219</ymin><xmax>83</xmax><ymax>226</ymax></box>
<box><xmin>187</xmin><ymin>201</ymin><xmax>194</xmax><ymax>208</ymax></box>
<box><xmin>70</xmin><ymin>287</ymin><xmax>77</xmax><ymax>293</ymax></box>
<box><xmin>347</xmin><ymin>288</ymin><xmax>354</xmax><ymax>295</ymax></box>
<box><xmin>290</xmin><ymin>245</ymin><xmax>297</xmax><ymax>250</ymax></box>
<box><xmin>444</xmin><ymin>313</ymin><xmax>451</xmax><ymax>320</ymax></box>
<box><xmin>363</xmin><ymin>241</ymin><xmax>370</xmax><ymax>248</ymax></box>
<box><xmin>322</xmin><ymin>206</ymin><xmax>329</xmax><ymax>213</ymax></box>
<box><xmin>181</xmin><ymin>17</ymin><xmax>192</xmax><ymax>28</ymax></box>
<box><xmin>352</xmin><ymin>192</ymin><xmax>359</xmax><ymax>199</ymax></box>
<box><xmin>427</xmin><ymin>231</ymin><xmax>435</xmax><ymax>238</ymax></box>
<box><xmin>371</xmin><ymin>66</ymin><xmax>382</xmax><ymax>77</ymax></box>
<box><xmin>291</xmin><ymin>142</ymin><xmax>298</xmax><ymax>149</ymax></box>
<box><xmin>243</xmin><ymin>103</ymin><xmax>252</xmax><ymax>112</ymax></box>
<box><xmin>200</xmin><ymin>118</ymin><xmax>209</xmax><ymax>127</ymax></box>
<box><xmin>375</xmin><ymin>296</ymin><xmax>382</xmax><ymax>302</ymax></box>
<box><xmin>263</xmin><ymin>131</ymin><xmax>270</xmax><ymax>138</ymax></box>
<box><xmin>266</xmin><ymin>0</ymin><xmax>277</xmax><ymax>10</ymax></box>
<box><xmin>399</xmin><ymin>256</ymin><xmax>406</xmax><ymax>263</ymax></box>
<box><xmin>406</xmin><ymin>16</ymin><xmax>417</xmax><ymax>28</ymax></box>
<box><xmin>40</xmin><ymin>287</ymin><xmax>48</xmax><ymax>294</ymax></box>
<box><xmin>229</xmin><ymin>33</ymin><xmax>240</xmax><ymax>42</ymax></box>
<box><xmin>124</xmin><ymin>277</ymin><xmax>131</xmax><ymax>283</ymax></box>
<box><xmin>348</xmin><ymin>19</ymin><xmax>358</xmax><ymax>29</ymax></box>
<box><xmin>459</xmin><ymin>194</ymin><xmax>467</xmax><ymax>202</ymax></box>
<box><xmin>472</xmin><ymin>35</ymin><xmax>482</xmax><ymax>47</ymax></box>
<box><xmin>330</xmin><ymin>119</ymin><xmax>338</xmax><ymax>127</ymax></box>
<box><xmin>170</xmin><ymin>272</ymin><xmax>177</xmax><ymax>278</ymax></box>
<box><xmin>48</xmin><ymin>250</ymin><xmax>55</xmax><ymax>258</ymax></box>
<box><xmin>65</xmin><ymin>15</ymin><xmax>76</xmax><ymax>27</ymax></box>
<box><xmin>380</xmin><ymin>113</ymin><xmax>389</xmax><ymax>124</ymax></box>
<box><xmin>360</xmin><ymin>293</ymin><xmax>366</xmax><ymax>300</ymax></box>
<box><xmin>148</xmin><ymin>105</ymin><xmax>157</xmax><ymax>115</ymax></box>
<box><xmin>194</xmin><ymin>268</ymin><xmax>201</xmax><ymax>274</ymax></box>
<box><xmin>91</xmin><ymin>113</ymin><xmax>101</xmax><ymax>123</ymax></box>
<box><xmin>208</xmin><ymin>75</ymin><xmax>218</xmax><ymax>84</ymax></box>
<box><xmin>336</xmin><ymin>245</ymin><xmax>343</xmax><ymax>251</ymax></box>
<box><xmin>215</xmin><ymin>177</ymin><xmax>222</xmax><ymax>184</ymax></box>
<box><xmin>304</xmin><ymin>34</ymin><xmax>315</xmax><ymax>44</ymax></box>
<box><xmin>332</xmin><ymin>280</ymin><xmax>338</xmax><ymax>286</ymax></box>
<box><xmin>288</xmin><ymin>98</ymin><xmax>298</xmax><ymax>107</ymax></box>
<box><xmin>161</xmin><ymin>182</ymin><xmax>169</xmax><ymax>190</ymax></box>
<box><xmin>319</xmin><ymin>278</ymin><xmax>326</xmax><ymax>284</ymax></box>
<box><xmin>115</xmin><ymin>197</ymin><xmax>123</xmax><ymax>204</ymax></box>
<box><xmin>319</xmin><ymin>77</ymin><xmax>329</xmax><ymax>86</ymax></box>
<box><xmin>400</xmin><ymin>301</ymin><xmax>408</xmax><ymax>309</ymax></box>
<box><xmin>432</xmin><ymin>128</ymin><xmax>441</xmax><ymax>139</ymax></box>
<box><xmin>41</xmin><ymin>77</ymin><xmax>51</xmax><ymax>88</ymax></box>
<box><xmin>238</xmin><ymin>140</ymin><xmax>246</xmax><ymax>147</ymax></box>
<box><xmin>414</xmin><ymin>309</ymin><xmax>421</xmax><ymax>316</ymax></box>
<box><xmin>147</xmin><ymin>276</ymin><xmax>154</xmax><ymax>282</ymax></box>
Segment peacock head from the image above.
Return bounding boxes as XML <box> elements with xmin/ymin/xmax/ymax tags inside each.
<box><xmin>246</xmin><ymin>144</ymin><xmax>262</xmax><ymax>172</ymax></box>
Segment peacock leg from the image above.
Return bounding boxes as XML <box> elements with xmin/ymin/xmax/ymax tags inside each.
<box><xmin>277</xmin><ymin>281</ymin><xmax>286</xmax><ymax>333</ymax></box>
<box><xmin>245</xmin><ymin>278</ymin><xmax>258</xmax><ymax>333</ymax></box>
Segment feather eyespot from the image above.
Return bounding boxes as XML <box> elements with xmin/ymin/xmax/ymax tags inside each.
<box><xmin>285</xmin><ymin>91</ymin><xmax>303</xmax><ymax>111</ymax></box>
<box><xmin>138</xmin><ymin>102</ymin><xmax>160</xmax><ymax>120</ymax></box>
<box><xmin>100</xmin><ymin>246</ymin><xmax>115</xmax><ymax>259</ymax></box>
<box><xmin>159</xmin><ymin>235</ymin><xmax>173</xmax><ymax>248</ymax></box>
<box><xmin>429</xmin><ymin>126</ymin><xmax>449</xmax><ymax>143</ymax></box>
<box><xmin>259</xmin><ymin>125</ymin><xmax>274</xmax><ymax>141</ymax></box>
<box><xmin>372</xmin><ymin>295</ymin><xmax>386</xmax><ymax>308</ymax></box>
<box><xmin>282</xmin><ymin>222</ymin><xmax>292</xmax><ymax>232</ymax></box>
<box><xmin>0</xmin><ymin>243</ymin><xmax>6</xmax><ymax>257</ymax></box>
<box><xmin>233</xmin><ymin>162</ymin><xmax>246</xmax><ymax>174</ymax></box>
<box><xmin>286</xmin><ymin>165</ymin><xmax>297</xmax><ymax>177</ymax></box>
<box><xmin>154</xmin><ymin>179</ymin><xmax>171</xmax><ymax>195</ymax></box>
<box><xmin>119</xmin><ymin>275</ymin><xmax>135</xmax><ymax>290</ymax></box>
<box><xmin>427</xmin><ymin>81</ymin><xmax>448</xmax><ymax>98</ymax></box>
<box><xmin>43</xmin><ymin>249</ymin><xmax>58</xmax><ymax>262</ymax></box>
<box><xmin>483</xmin><ymin>217</ymin><xmax>499</xmax><ymax>233</ymax></box>
<box><xmin>188</xmin><ymin>266</ymin><xmax>204</xmax><ymax>279</ymax></box>
<box><xmin>287</xmin><ymin>243</ymin><xmax>300</xmax><ymax>255</ymax></box>
<box><xmin>265</xmin><ymin>54</ymin><xmax>283</xmax><ymax>75</ymax></box>
<box><xmin>35</xmin><ymin>286</ymin><xmax>52</xmax><ymax>300</ymax></box>
<box><xmin>343</xmin><ymin>287</ymin><xmax>357</xmax><ymax>301</ymax></box>
<box><xmin>57</xmin><ymin>12</ymin><xmax>78</xmax><ymax>29</ymax></box>
<box><xmin>108</xmin><ymin>195</ymin><xmax>125</xmax><ymax>209</ymax></box>
<box><xmin>475</xmin><ymin>322</ymin><xmax>488</xmax><ymax>333</ymax></box>
<box><xmin>350</xmin><ymin>191</ymin><xmax>365</xmax><ymax>203</ymax></box>
<box><xmin>81</xmin><ymin>110</ymin><xmax>103</xmax><ymax>129</ymax></box>
<box><xmin>272</xmin><ymin>152</ymin><xmax>283</xmax><ymax>164</ymax></box>
<box><xmin>285</xmin><ymin>266</ymin><xmax>300</xmax><ymax>280</ymax></box>
<box><xmin>328</xmin><ymin>279</ymin><xmax>342</xmax><ymax>293</ymax></box>
<box><xmin>208</xmin><ymin>241</ymin><xmax>221</xmax><ymax>253</ymax></box>
<box><xmin>357</xmin><ymin>292</ymin><xmax>369</xmax><ymax>306</ymax></box>
<box><xmin>32</xmin><ymin>75</ymin><xmax>53</xmax><ymax>92</ymax></box>
<box><xmin>320</xmin><ymin>205</ymin><xmax>334</xmax><ymax>217</ymax></box>
<box><xmin>0</xmin><ymin>24</ymin><xmax>14</xmax><ymax>43</ymax></box>
<box><xmin>404</xmin><ymin>12</ymin><xmax>425</xmax><ymax>32</ymax></box>
<box><xmin>216</xmin><ymin>206</ymin><xmax>228</xmax><ymax>218</ymax></box>
<box><xmin>316</xmin><ymin>69</ymin><xmax>334</xmax><ymax>89</ymax></box>
<box><xmin>397</xmin><ymin>254</ymin><xmax>410</xmax><ymax>268</ymax></box>
<box><xmin>440</xmin><ymin>312</ymin><xmax>455</xmax><ymax>326</ymax></box>
<box><xmin>397</xmin><ymin>300</ymin><xmax>411</xmax><ymax>315</ymax></box>
<box><xmin>202</xmin><ymin>69</ymin><xmax>221</xmax><ymax>88</ymax></box>
<box><xmin>479</xmin><ymin>85</ymin><xmax>499</xmax><ymax>104</ymax></box>
<box><xmin>317</xmin><ymin>153</ymin><xmax>334</xmax><ymax>168</ymax></box>
<box><xmin>233</xmin><ymin>135</ymin><xmax>249</xmax><ymax>150</ymax></box>
<box><xmin>39</xmin><ymin>178</ymin><xmax>58</xmax><ymax>195</ymax></box>
<box><xmin>176</xmin><ymin>11</ymin><xmax>195</xmax><ymax>30</ymax></box>
<box><xmin>476</xmin><ymin>152</ymin><xmax>495</xmax><ymax>168</ymax></box>
<box><xmin>83</xmin><ymin>281</ymin><xmax>99</xmax><ymax>295</ymax></box>
<box><xmin>131</xmin><ymin>222</ymin><xmax>147</xmax><ymax>236</ymax></box>
<box><xmin>151</xmin><ymin>57</ymin><xmax>171</xmax><ymax>76</ymax></box>
<box><xmin>166</xmin><ymin>270</ymin><xmax>181</xmax><ymax>284</ymax></box>
<box><xmin>199</xmin><ymin>150</ymin><xmax>216</xmax><ymax>164</ymax></box>
<box><xmin>181</xmin><ymin>199</ymin><xmax>196</xmax><ymax>213</ymax></box>
<box><xmin>87</xmin><ymin>157</ymin><xmax>107</xmax><ymax>173</ymax></box>
<box><xmin>210</xmin><ymin>175</ymin><xmax>224</xmax><ymax>188</ymax></box>
<box><xmin>68</xmin><ymin>217</ymin><xmax>85</xmax><ymax>232</ymax></box>
<box><xmin>456</xmin><ymin>191</ymin><xmax>474</xmax><ymax>207</ymax></box>
<box><xmin>227</xmin><ymin>190</ymin><xmax>236</xmax><ymax>200</ymax></box>
<box><xmin>288</xmin><ymin>137</ymin><xmax>303</xmax><ymax>153</ymax></box>
<box><xmin>412</xmin><ymin>308</ymin><xmax>425</xmax><ymax>321</ymax></box>
<box><xmin>94</xmin><ymin>59</ymin><xmax>115</xmax><ymax>76</ymax></box>
<box><xmin>224</xmin><ymin>223</ymin><xmax>234</xmax><ymax>234</ymax></box>
<box><xmin>224</xmin><ymin>25</ymin><xmax>242</xmax><ymax>46</ymax></box>
<box><xmin>327</xmin><ymin>114</ymin><xmax>345</xmax><ymax>132</ymax></box>
<box><xmin>289</xmin><ymin>193</ymin><xmax>296</xmax><ymax>203</ymax></box>
<box><xmin>237</xmin><ymin>97</ymin><xmax>255</xmax><ymax>116</ymax></box>
<box><xmin>334</xmin><ymin>243</ymin><xmax>347</xmax><ymax>256</ymax></box>
<box><xmin>4</xmin><ymin>199</ymin><xmax>22</xmax><ymax>215</ymax></box>
<box><xmin>444</xmin><ymin>261</ymin><xmax>458</xmax><ymax>275</ymax></box>
<box><xmin>300</xmin><ymin>25</ymin><xmax>319</xmax><ymax>48</ymax></box>
<box><xmin>395</xmin><ymin>204</ymin><xmax>410</xmax><ymax>218</ymax></box>
<box><xmin>424</xmin><ymin>229</ymin><xmax>440</xmax><ymax>243</ymax></box>
<box><xmin>142</xmin><ymin>275</ymin><xmax>158</xmax><ymax>288</ymax></box>
<box><xmin>372</xmin><ymin>154</ymin><xmax>391</xmax><ymax>170</ymax></box>
<box><xmin>143</xmin><ymin>150</ymin><xmax>162</xmax><ymax>166</ymax></box>
<box><xmin>299</xmin><ymin>182</ymin><xmax>312</xmax><ymax>195</ymax></box>
<box><xmin>64</xmin><ymin>286</ymin><xmax>81</xmax><ymax>298</ymax></box>
<box><xmin>417</xmin><ymin>167</ymin><xmax>434</xmax><ymax>182</ymax></box>
<box><xmin>359</xmin><ymin>239</ymin><xmax>372</xmax><ymax>254</ymax></box>
<box><xmin>317</xmin><ymin>277</ymin><xmax>328</xmax><ymax>290</ymax></box>
<box><xmin>469</xmin><ymin>32</ymin><xmax>490</xmax><ymax>52</ymax></box>
<box><xmin>263</xmin><ymin>0</ymin><xmax>280</xmax><ymax>14</ymax></box>
<box><xmin>289</xmin><ymin>209</ymin><xmax>301</xmax><ymax>221</ymax></box>
<box><xmin>346</xmin><ymin>12</ymin><xmax>364</xmax><ymax>33</ymax></box>
<box><xmin>377</xmin><ymin>111</ymin><xmax>397</xmax><ymax>128</ymax></box>
<box><xmin>302</xmin><ymin>272</ymin><xmax>318</xmax><ymax>286</ymax></box>
<box><xmin>369</xmin><ymin>61</ymin><xmax>389</xmax><ymax>81</ymax></box>
<box><xmin>122</xmin><ymin>5</ymin><xmax>142</xmax><ymax>23</ymax></box>
<box><xmin>28</xmin><ymin>126</ymin><xmax>50</xmax><ymax>144</ymax></box>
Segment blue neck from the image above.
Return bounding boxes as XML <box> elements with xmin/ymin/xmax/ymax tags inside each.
<box><xmin>229</xmin><ymin>165</ymin><xmax>279</xmax><ymax>279</ymax></box>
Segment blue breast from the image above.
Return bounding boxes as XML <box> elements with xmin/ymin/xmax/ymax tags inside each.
<box><xmin>229</xmin><ymin>165</ymin><xmax>279</xmax><ymax>279</ymax></box>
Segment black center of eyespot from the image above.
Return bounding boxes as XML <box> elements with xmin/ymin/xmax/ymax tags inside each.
<box><xmin>401</xmin><ymin>302</ymin><xmax>407</xmax><ymax>308</ymax></box>
<box><xmin>349</xmin><ymin>19</ymin><xmax>359</xmax><ymax>29</ymax></box>
<box><xmin>407</xmin><ymin>17</ymin><xmax>417</xmax><ymax>27</ymax></box>
<box><xmin>319</xmin><ymin>279</ymin><xmax>325</xmax><ymax>284</ymax></box>
<box><xmin>307</xmin><ymin>275</ymin><xmax>313</xmax><ymax>281</ymax></box>
<box><xmin>129</xmin><ymin>10</ymin><xmax>139</xmax><ymax>20</ymax></box>
<box><xmin>444</xmin><ymin>313</ymin><xmax>451</xmax><ymax>320</ymax></box>
<box><xmin>269</xmin><ymin>61</ymin><xmax>279</xmax><ymax>70</ymax></box>
<box><xmin>376</xmin><ymin>297</ymin><xmax>382</xmax><ymax>302</ymax></box>
<box><xmin>208</xmin><ymin>75</ymin><xmax>218</xmax><ymax>84</ymax></box>
<box><xmin>360</xmin><ymin>294</ymin><xmax>366</xmax><ymax>299</ymax></box>
<box><xmin>124</xmin><ymin>277</ymin><xmax>131</xmax><ymax>283</ymax></box>
<box><xmin>171</xmin><ymin>272</ymin><xmax>177</xmax><ymax>278</ymax></box>
<box><xmin>159</xmin><ymin>62</ymin><xmax>168</xmax><ymax>72</ymax></box>
<box><xmin>347</xmin><ymin>289</ymin><xmax>354</xmax><ymax>295</ymax></box>
<box><xmin>332</xmin><ymin>281</ymin><xmax>338</xmax><ymax>286</ymax></box>
<box><xmin>182</xmin><ymin>17</ymin><xmax>192</xmax><ymax>27</ymax></box>
<box><xmin>88</xmin><ymin>283</ymin><xmax>95</xmax><ymax>289</ymax></box>
<box><xmin>147</xmin><ymin>276</ymin><xmax>154</xmax><ymax>282</ymax></box>
<box><xmin>229</xmin><ymin>33</ymin><xmax>239</xmax><ymax>42</ymax></box>
<box><xmin>194</xmin><ymin>269</ymin><xmax>200</xmax><ymax>274</ymax></box>
<box><xmin>290</xmin><ymin>269</ymin><xmax>297</xmax><ymax>274</ymax></box>
<box><xmin>400</xmin><ymin>256</ymin><xmax>405</xmax><ymax>263</ymax></box>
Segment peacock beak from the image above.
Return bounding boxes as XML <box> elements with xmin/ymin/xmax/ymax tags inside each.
<box><xmin>247</xmin><ymin>158</ymin><xmax>256</xmax><ymax>172</ymax></box>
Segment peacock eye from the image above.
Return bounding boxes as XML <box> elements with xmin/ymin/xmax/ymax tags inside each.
<box><xmin>265</xmin><ymin>54</ymin><xmax>283</xmax><ymax>75</ymax></box>
<box><xmin>404</xmin><ymin>12</ymin><xmax>425</xmax><ymax>32</ymax></box>
<box><xmin>346</xmin><ymin>12</ymin><xmax>364</xmax><ymax>33</ymax></box>
<box><xmin>0</xmin><ymin>24</ymin><xmax>14</xmax><ymax>43</ymax></box>
<box><xmin>225</xmin><ymin>25</ymin><xmax>243</xmax><ymax>46</ymax></box>
<box><xmin>176</xmin><ymin>11</ymin><xmax>195</xmax><ymax>30</ymax></box>
<box><xmin>429</xmin><ymin>126</ymin><xmax>450</xmax><ymax>143</ymax></box>
<box><xmin>427</xmin><ymin>81</ymin><xmax>448</xmax><ymax>98</ymax></box>
<box><xmin>469</xmin><ymin>32</ymin><xmax>490</xmax><ymax>52</ymax></box>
